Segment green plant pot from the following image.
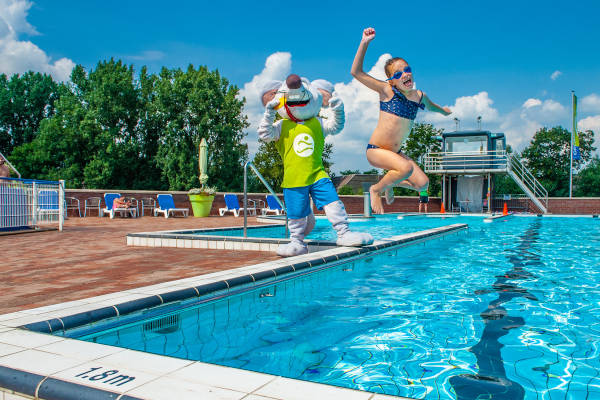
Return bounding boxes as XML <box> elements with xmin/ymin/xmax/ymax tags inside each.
<box><xmin>188</xmin><ymin>194</ymin><xmax>214</xmax><ymax>217</ymax></box>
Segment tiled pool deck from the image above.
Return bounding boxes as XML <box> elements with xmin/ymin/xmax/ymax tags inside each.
<box><xmin>0</xmin><ymin>215</ymin><xmax>467</xmax><ymax>400</ymax></box>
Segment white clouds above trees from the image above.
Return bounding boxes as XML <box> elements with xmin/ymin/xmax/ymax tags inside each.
<box><xmin>0</xmin><ymin>0</ymin><xmax>74</xmax><ymax>81</ymax></box>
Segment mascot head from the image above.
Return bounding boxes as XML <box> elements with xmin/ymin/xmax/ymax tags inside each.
<box><xmin>274</xmin><ymin>74</ymin><xmax>322</xmax><ymax>122</ymax></box>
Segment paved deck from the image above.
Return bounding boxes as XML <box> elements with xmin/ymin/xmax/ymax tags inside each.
<box><xmin>0</xmin><ymin>216</ymin><xmax>280</xmax><ymax>314</ymax></box>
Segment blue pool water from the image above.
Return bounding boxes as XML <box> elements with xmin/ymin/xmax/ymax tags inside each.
<box><xmin>174</xmin><ymin>214</ymin><xmax>463</xmax><ymax>241</ymax></box>
<box><xmin>79</xmin><ymin>217</ymin><xmax>600</xmax><ymax>399</ymax></box>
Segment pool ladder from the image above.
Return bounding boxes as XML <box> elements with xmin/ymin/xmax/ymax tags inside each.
<box><xmin>243</xmin><ymin>161</ymin><xmax>288</xmax><ymax>238</ymax></box>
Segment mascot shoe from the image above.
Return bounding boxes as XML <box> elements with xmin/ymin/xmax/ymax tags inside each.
<box><xmin>323</xmin><ymin>201</ymin><xmax>374</xmax><ymax>247</ymax></box>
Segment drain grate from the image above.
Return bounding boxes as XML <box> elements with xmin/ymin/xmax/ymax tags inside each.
<box><xmin>143</xmin><ymin>314</ymin><xmax>180</xmax><ymax>334</ymax></box>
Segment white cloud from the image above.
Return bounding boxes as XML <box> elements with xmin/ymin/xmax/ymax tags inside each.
<box><xmin>551</xmin><ymin>70</ymin><xmax>562</xmax><ymax>80</ymax></box>
<box><xmin>579</xmin><ymin>115</ymin><xmax>600</xmax><ymax>133</ymax></box>
<box><xmin>421</xmin><ymin>91</ymin><xmax>499</xmax><ymax>133</ymax></box>
<box><xmin>581</xmin><ymin>94</ymin><xmax>600</xmax><ymax>113</ymax></box>
<box><xmin>523</xmin><ymin>98</ymin><xmax>542</xmax><ymax>109</ymax></box>
<box><xmin>0</xmin><ymin>0</ymin><xmax>74</xmax><ymax>81</ymax></box>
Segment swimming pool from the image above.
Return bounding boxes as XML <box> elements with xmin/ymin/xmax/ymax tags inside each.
<box><xmin>67</xmin><ymin>216</ymin><xmax>600</xmax><ymax>399</ymax></box>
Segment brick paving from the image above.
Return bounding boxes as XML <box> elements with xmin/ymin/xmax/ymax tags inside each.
<box><xmin>0</xmin><ymin>215</ymin><xmax>280</xmax><ymax>314</ymax></box>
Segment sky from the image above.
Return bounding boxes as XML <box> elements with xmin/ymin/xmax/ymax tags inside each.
<box><xmin>1</xmin><ymin>0</ymin><xmax>600</xmax><ymax>173</ymax></box>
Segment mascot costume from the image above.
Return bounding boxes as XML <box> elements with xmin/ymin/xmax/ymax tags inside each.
<box><xmin>258</xmin><ymin>74</ymin><xmax>373</xmax><ymax>257</ymax></box>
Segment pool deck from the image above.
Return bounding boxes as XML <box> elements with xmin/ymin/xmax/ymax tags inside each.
<box><xmin>0</xmin><ymin>216</ymin><xmax>280</xmax><ymax>314</ymax></box>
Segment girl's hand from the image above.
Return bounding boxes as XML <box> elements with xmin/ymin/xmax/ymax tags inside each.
<box><xmin>442</xmin><ymin>107</ymin><xmax>452</xmax><ymax>115</ymax></box>
<box><xmin>362</xmin><ymin>27</ymin><xmax>375</xmax><ymax>43</ymax></box>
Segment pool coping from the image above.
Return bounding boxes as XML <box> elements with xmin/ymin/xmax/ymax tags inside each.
<box><xmin>0</xmin><ymin>223</ymin><xmax>467</xmax><ymax>400</ymax></box>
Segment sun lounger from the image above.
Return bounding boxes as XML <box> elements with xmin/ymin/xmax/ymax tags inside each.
<box><xmin>262</xmin><ymin>194</ymin><xmax>285</xmax><ymax>215</ymax></box>
<box><xmin>219</xmin><ymin>194</ymin><xmax>257</xmax><ymax>217</ymax></box>
<box><xmin>102</xmin><ymin>193</ymin><xmax>137</xmax><ymax>219</ymax></box>
<box><xmin>154</xmin><ymin>194</ymin><xmax>189</xmax><ymax>218</ymax></box>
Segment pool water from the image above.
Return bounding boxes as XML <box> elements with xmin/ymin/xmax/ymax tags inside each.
<box><xmin>176</xmin><ymin>214</ymin><xmax>463</xmax><ymax>241</ymax></box>
<box><xmin>80</xmin><ymin>217</ymin><xmax>600</xmax><ymax>399</ymax></box>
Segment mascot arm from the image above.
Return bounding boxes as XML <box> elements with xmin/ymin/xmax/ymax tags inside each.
<box><xmin>257</xmin><ymin>98</ymin><xmax>282</xmax><ymax>142</ymax></box>
<box><xmin>320</xmin><ymin>96</ymin><xmax>345</xmax><ymax>136</ymax></box>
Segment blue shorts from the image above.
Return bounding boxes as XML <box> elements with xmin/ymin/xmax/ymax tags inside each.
<box><xmin>283</xmin><ymin>178</ymin><xmax>339</xmax><ymax>219</ymax></box>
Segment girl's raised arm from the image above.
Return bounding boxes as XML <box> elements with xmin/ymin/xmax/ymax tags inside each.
<box><xmin>422</xmin><ymin>93</ymin><xmax>452</xmax><ymax>116</ymax></box>
<box><xmin>351</xmin><ymin>28</ymin><xmax>388</xmax><ymax>96</ymax></box>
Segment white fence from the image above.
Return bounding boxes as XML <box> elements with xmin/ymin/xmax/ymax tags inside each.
<box><xmin>0</xmin><ymin>178</ymin><xmax>64</xmax><ymax>232</ymax></box>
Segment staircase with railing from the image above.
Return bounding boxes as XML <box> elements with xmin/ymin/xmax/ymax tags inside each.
<box><xmin>424</xmin><ymin>150</ymin><xmax>548</xmax><ymax>214</ymax></box>
<box><xmin>506</xmin><ymin>154</ymin><xmax>548</xmax><ymax>214</ymax></box>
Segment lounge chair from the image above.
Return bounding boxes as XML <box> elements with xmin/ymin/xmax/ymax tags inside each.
<box><xmin>102</xmin><ymin>193</ymin><xmax>137</xmax><ymax>219</ymax></box>
<box><xmin>219</xmin><ymin>193</ymin><xmax>257</xmax><ymax>217</ymax></box>
<box><xmin>154</xmin><ymin>194</ymin><xmax>189</xmax><ymax>218</ymax></box>
<box><xmin>262</xmin><ymin>194</ymin><xmax>285</xmax><ymax>216</ymax></box>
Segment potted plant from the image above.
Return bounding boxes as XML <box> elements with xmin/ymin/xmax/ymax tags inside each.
<box><xmin>188</xmin><ymin>186</ymin><xmax>216</xmax><ymax>217</ymax></box>
<box><xmin>187</xmin><ymin>138</ymin><xmax>216</xmax><ymax>217</ymax></box>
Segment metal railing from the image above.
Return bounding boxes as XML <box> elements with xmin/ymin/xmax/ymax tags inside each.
<box><xmin>506</xmin><ymin>154</ymin><xmax>548</xmax><ymax>212</ymax></box>
<box><xmin>243</xmin><ymin>162</ymin><xmax>287</xmax><ymax>238</ymax></box>
<box><xmin>424</xmin><ymin>150</ymin><xmax>508</xmax><ymax>173</ymax></box>
<box><xmin>0</xmin><ymin>177</ymin><xmax>64</xmax><ymax>231</ymax></box>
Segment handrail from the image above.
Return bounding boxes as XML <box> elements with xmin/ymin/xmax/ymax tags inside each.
<box><xmin>424</xmin><ymin>150</ymin><xmax>508</xmax><ymax>173</ymax></box>
<box><xmin>507</xmin><ymin>154</ymin><xmax>548</xmax><ymax>208</ymax></box>
<box><xmin>243</xmin><ymin>161</ymin><xmax>288</xmax><ymax>238</ymax></box>
<box><xmin>0</xmin><ymin>150</ymin><xmax>21</xmax><ymax>178</ymax></box>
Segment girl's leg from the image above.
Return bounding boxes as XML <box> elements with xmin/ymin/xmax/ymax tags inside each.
<box><xmin>366</xmin><ymin>148</ymin><xmax>414</xmax><ymax>214</ymax></box>
<box><xmin>393</xmin><ymin>159</ymin><xmax>429</xmax><ymax>191</ymax></box>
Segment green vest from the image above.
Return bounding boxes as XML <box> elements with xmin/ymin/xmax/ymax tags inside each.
<box><xmin>275</xmin><ymin>117</ymin><xmax>329</xmax><ymax>188</ymax></box>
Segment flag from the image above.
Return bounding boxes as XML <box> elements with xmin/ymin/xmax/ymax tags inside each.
<box><xmin>573</xmin><ymin>94</ymin><xmax>581</xmax><ymax>161</ymax></box>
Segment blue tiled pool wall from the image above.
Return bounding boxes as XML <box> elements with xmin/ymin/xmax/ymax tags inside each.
<box><xmin>80</xmin><ymin>217</ymin><xmax>600</xmax><ymax>399</ymax></box>
<box><xmin>24</xmin><ymin>224</ymin><xmax>467</xmax><ymax>337</ymax></box>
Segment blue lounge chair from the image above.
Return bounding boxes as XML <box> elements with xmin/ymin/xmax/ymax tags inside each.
<box><xmin>219</xmin><ymin>194</ymin><xmax>257</xmax><ymax>217</ymax></box>
<box><xmin>262</xmin><ymin>194</ymin><xmax>285</xmax><ymax>216</ymax></box>
<box><xmin>102</xmin><ymin>193</ymin><xmax>136</xmax><ymax>219</ymax></box>
<box><xmin>154</xmin><ymin>194</ymin><xmax>189</xmax><ymax>218</ymax></box>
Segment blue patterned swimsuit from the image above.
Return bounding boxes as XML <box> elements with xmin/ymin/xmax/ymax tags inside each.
<box><xmin>380</xmin><ymin>87</ymin><xmax>425</xmax><ymax>119</ymax></box>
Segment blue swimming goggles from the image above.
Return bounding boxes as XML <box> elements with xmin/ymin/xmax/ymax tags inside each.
<box><xmin>386</xmin><ymin>66</ymin><xmax>412</xmax><ymax>81</ymax></box>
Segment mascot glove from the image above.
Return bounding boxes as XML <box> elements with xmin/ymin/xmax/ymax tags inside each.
<box><xmin>328</xmin><ymin>96</ymin><xmax>343</xmax><ymax>110</ymax></box>
<box><xmin>266</xmin><ymin>97</ymin><xmax>280</xmax><ymax>110</ymax></box>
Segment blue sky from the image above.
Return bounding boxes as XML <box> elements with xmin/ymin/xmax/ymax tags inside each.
<box><xmin>2</xmin><ymin>0</ymin><xmax>600</xmax><ymax>172</ymax></box>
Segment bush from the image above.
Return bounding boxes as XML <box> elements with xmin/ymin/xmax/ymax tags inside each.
<box><xmin>337</xmin><ymin>185</ymin><xmax>356</xmax><ymax>195</ymax></box>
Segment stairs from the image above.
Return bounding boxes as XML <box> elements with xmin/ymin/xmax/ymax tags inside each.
<box><xmin>507</xmin><ymin>155</ymin><xmax>548</xmax><ymax>214</ymax></box>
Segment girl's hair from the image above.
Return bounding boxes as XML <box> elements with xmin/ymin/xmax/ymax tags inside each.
<box><xmin>384</xmin><ymin>57</ymin><xmax>408</xmax><ymax>78</ymax></box>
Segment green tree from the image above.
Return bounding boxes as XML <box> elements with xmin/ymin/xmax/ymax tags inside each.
<box><xmin>521</xmin><ymin>126</ymin><xmax>595</xmax><ymax>196</ymax></box>
<box><xmin>339</xmin><ymin>169</ymin><xmax>360</xmax><ymax>175</ymax></box>
<box><xmin>0</xmin><ymin>71</ymin><xmax>63</xmax><ymax>153</ymax></box>
<box><xmin>252</xmin><ymin>140</ymin><xmax>334</xmax><ymax>193</ymax></box>
<box><xmin>574</xmin><ymin>156</ymin><xmax>600</xmax><ymax>197</ymax></box>
<box><xmin>154</xmin><ymin>65</ymin><xmax>249</xmax><ymax>191</ymax></box>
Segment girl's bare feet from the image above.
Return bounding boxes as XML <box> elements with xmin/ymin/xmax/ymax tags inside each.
<box><xmin>369</xmin><ymin>186</ymin><xmax>384</xmax><ymax>214</ymax></box>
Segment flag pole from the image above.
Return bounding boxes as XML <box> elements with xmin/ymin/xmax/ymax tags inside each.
<box><xmin>569</xmin><ymin>90</ymin><xmax>574</xmax><ymax>198</ymax></box>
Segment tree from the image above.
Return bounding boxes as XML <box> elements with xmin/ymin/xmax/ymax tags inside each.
<box><xmin>0</xmin><ymin>72</ymin><xmax>63</xmax><ymax>153</ymax></box>
<box><xmin>153</xmin><ymin>65</ymin><xmax>249</xmax><ymax>191</ymax></box>
<box><xmin>574</xmin><ymin>157</ymin><xmax>600</xmax><ymax>197</ymax></box>
<box><xmin>520</xmin><ymin>126</ymin><xmax>595</xmax><ymax>196</ymax></box>
<box><xmin>339</xmin><ymin>169</ymin><xmax>360</xmax><ymax>175</ymax></box>
<box><xmin>252</xmin><ymin>140</ymin><xmax>334</xmax><ymax>193</ymax></box>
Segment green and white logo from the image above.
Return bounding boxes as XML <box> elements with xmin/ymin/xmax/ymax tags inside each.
<box><xmin>293</xmin><ymin>134</ymin><xmax>314</xmax><ymax>157</ymax></box>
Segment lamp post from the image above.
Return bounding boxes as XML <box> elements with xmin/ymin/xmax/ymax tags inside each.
<box><xmin>454</xmin><ymin>118</ymin><xmax>460</xmax><ymax>131</ymax></box>
<box><xmin>477</xmin><ymin>116</ymin><xmax>482</xmax><ymax>130</ymax></box>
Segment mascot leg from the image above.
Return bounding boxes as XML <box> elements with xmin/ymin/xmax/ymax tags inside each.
<box><xmin>304</xmin><ymin>211</ymin><xmax>315</xmax><ymax>237</ymax></box>
<box><xmin>277</xmin><ymin>217</ymin><xmax>309</xmax><ymax>257</ymax></box>
<box><xmin>323</xmin><ymin>200</ymin><xmax>374</xmax><ymax>246</ymax></box>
